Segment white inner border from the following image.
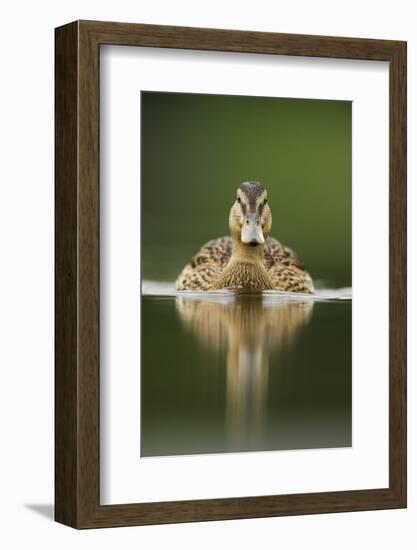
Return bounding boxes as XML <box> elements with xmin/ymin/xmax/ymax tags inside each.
<box><xmin>100</xmin><ymin>45</ymin><xmax>389</xmax><ymax>505</ymax></box>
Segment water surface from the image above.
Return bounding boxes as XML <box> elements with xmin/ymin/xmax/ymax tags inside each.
<box><xmin>141</xmin><ymin>283</ymin><xmax>352</xmax><ymax>457</ymax></box>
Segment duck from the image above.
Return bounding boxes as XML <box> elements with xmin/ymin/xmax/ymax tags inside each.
<box><xmin>176</xmin><ymin>181</ymin><xmax>315</xmax><ymax>293</ymax></box>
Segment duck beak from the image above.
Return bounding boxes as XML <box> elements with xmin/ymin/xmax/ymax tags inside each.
<box><xmin>241</xmin><ymin>213</ymin><xmax>265</xmax><ymax>246</ymax></box>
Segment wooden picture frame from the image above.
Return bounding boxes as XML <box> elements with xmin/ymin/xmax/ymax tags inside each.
<box><xmin>55</xmin><ymin>20</ymin><xmax>407</xmax><ymax>529</ymax></box>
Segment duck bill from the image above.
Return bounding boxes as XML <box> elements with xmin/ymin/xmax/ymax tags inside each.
<box><xmin>241</xmin><ymin>214</ymin><xmax>265</xmax><ymax>246</ymax></box>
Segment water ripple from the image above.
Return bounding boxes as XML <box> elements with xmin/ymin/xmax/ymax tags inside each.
<box><xmin>142</xmin><ymin>280</ymin><xmax>352</xmax><ymax>301</ymax></box>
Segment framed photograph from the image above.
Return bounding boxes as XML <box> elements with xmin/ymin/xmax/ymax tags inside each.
<box><xmin>55</xmin><ymin>20</ymin><xmax>406</xmax><ymax>528</ymax></box>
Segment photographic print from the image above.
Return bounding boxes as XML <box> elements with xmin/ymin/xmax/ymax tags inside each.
<box><xmin>55</xmin><ymin>21</ymin><xmax>406</xmax><ymax>527</ymax></box>
<box><xmin>141</xmin><ymin>91</ymin><xmax>352</xmax><ymax>457</ymax></box>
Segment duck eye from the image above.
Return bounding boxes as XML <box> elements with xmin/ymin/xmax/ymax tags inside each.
<box><xmin>237</xmin><ymin>197</ymin><xmax>241</xmax><ymax>203</ymax></box>
<box><xmin>264</xmin><ymin>198</ymin><xmax>267</xmax><ymax>205</ymax></box>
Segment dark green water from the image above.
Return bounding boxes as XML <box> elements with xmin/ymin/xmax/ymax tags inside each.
<box><xmin>141</xmin><ymin>291</ymin><xmax>352</xmax><ymax>457</ymax></box>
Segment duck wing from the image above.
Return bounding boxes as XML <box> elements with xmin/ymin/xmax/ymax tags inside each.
<box><xmin>263</xmin><ymin>237</ymin><xmax>315</xmax><ymax>293</ymax></box>
<box><xmin>263</xmin><ymin>237</ymin><xmax>306</xmax><ymax>271</ymax></box>
<box><xmin>176</xmin><ymin>237</ymin><xmax>232</xmax><ymax>291</ymax></box>
<box><xmin>190</xmin><ymin>237</ymin><xmax>233</xmax><ymax>269</ymax></box>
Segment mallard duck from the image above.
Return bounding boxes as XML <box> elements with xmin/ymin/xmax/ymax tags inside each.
<box><xmin>176</xmin><ymin>181</ymin><xmax>314</xmax><ymax>293</ymax></box>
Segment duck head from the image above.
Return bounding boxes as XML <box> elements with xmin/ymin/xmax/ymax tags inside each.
<box><xmin>229</xmin><ymin>181</ymin><xmax>272</xmax><ymax>248</ymax></box>
<box><xmin>211</xmin><ymin>181</ymin><xmax>274</xmax><ymax>289</ymax></box>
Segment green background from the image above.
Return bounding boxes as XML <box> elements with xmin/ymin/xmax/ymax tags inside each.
<box><xmin>141</xmin><ymin>92</ymin><xmax>352</xmax><ymax>288</ymax></box>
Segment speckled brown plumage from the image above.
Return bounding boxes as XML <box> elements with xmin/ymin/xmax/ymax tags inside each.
<box><xmin>176</xmin><ymin>236</ymin><xmax>314</xmax><ymax>293</ymax></box>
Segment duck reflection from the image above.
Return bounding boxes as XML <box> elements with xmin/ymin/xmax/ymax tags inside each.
<box><xmin>176</xmin><ymin>292</ymin><xmax>314</xmax><ymax>451</ymax></box>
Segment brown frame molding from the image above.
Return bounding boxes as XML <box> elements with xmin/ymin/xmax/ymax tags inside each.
<box><xmin>55</xmin><ymin>20</ymin><xmax>407</xmax><ymax>529</ymax></box>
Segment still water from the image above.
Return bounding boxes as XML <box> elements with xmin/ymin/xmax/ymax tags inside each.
<box><xmin>141</xmin><ymin>283</ymin><xmax>352</xmax><ymax>457</ymax></box>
